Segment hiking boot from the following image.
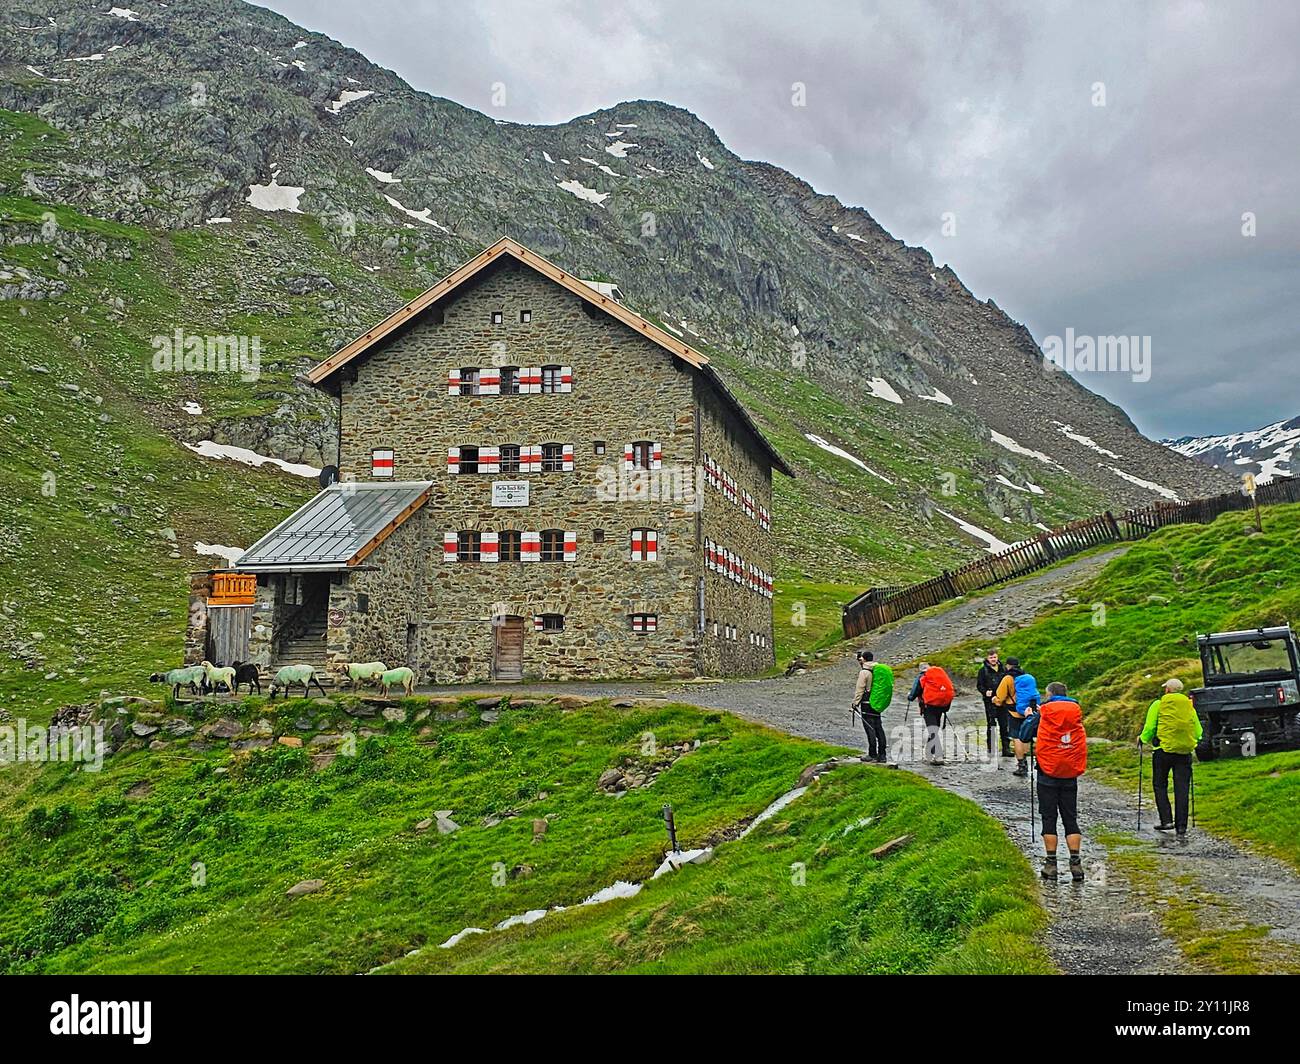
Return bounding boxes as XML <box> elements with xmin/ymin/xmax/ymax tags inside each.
<box><xmin>1012</xmin><ymin>760</ymin><xmax>1028</xmax><ymax>777</ymax></box>
<box><xmin>1176</xmin><ymin>831</ymin><xmax>1188</xmax><ymax>842</ymax></box>
<box><xmin>1153</xmin><ymin>822</ymin><xmax>1175</xmax><ymax>832</ymax></box>
<box><xmin>1069</xmin><ymin>855</ymin><xmax>1084</xmax><ymax>882</ymax></box>
<box><xmin>1040</xmin><ymin>856</ymin><xmax>1058</xmax><ymax>880</ymax></box>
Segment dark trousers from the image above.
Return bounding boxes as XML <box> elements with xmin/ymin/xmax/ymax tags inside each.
<box><xmin>983</xmin><ymin>698</ymin><xmax>1011</xmax><ymax>753</ymax></box>
<box><xmin>1152</xmin><ymin>748</ymin><xmax>1193</xmax><ymax>832</ymax></box>
<box><xmin>1036</xmin><ymin>773</ymin><xmax>1080</xmax><ymax>838</ymax></box>
<box><xmin>921</xmin><ymin>706</ymin><xmax>945</xmax><ymax>761</ymax></box>
<box><xmin>859</xmin><ymin>707</ymin><xmax>887</xmax><ymax>760</ymax></box>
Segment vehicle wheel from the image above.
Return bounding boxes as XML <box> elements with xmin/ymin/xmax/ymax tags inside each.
<box><xmin>1195</xmin><ymin>740</ymin><xmax>1218</xmax><ymax>762</ymax></box>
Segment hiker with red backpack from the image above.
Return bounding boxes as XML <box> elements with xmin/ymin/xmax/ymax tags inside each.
<box><xmin>907</xmin><ymin>662</ymin><xmax>954</xmax><ymax>766</ymax></box>
<box><xmin>1018</xmin><ymin>681</ymin><xmax>1087</xmax><ymax>881</ymax></box>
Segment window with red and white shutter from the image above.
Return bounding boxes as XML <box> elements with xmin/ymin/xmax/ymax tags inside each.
<box><xmin>630</xmin><ymin>613</ymin><xmax>657</xmax><ymax>634</ymax></box>
<box><xmin>561</xmin><ymin>444</ymin><xmax>574</xmax><ymax>471</ymax></box>
<box><xmin>442</xmin><ymin>531</ymin><xmax>458</xmax><ymax>563</ymax></box>
<box><xmin>480</xmin><ymin>446</ymin><xmax>500</xmax><ymax>474</ymax></box>
<box><xmin>446</xmin><ymin>368</ymin><xmax>461</xmax><ymax>396</ymax></box>
<box><xmin>479</xmin><ymin>367</ymin><xmax>500</xmax><ymax>396</ymax></box>
<box><xmin>447</xmin><ymin>446</ymin><xmax>460</xmax><ymax>475</ymax></box>
<box><xmin>521</xmin><ymin>531</ymin><xmax>540</xmax><ymax>562</ymax></box>
<box><xmin>371</xmin><ymin>449</ymin><xmax>394</xmax><ymax>478</ymax></box>
<box><xmin>480</xmin><ymin>531</ymin><xmax>499</xmax><ymax>562</ymax></box>
<box><xmin>630</xmin><ymin>529</ymin><xmax>658</xmax><ymax>561</ymax></box>
<box><xmin>563</xmin><ymin>530</ymin><xmax>577</xmax><ymax>562</ymax></box>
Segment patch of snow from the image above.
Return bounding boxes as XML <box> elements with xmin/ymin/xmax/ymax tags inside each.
<box><xmin>1105</xmin><ymin>466</ymin><xmax>1181</xmax><ymax>502</ymax></box>
<box><xmin>661</xmin><ymin>321</ymin><xmax>684</xmax><ymax>337</ymax></box>
<box><xmin>994</xmin><ymin>474</ymin><xmax>1045</xmax><ymax>496</ymax></box>
<box><xmin>184</xmin><ymin>440</ymin><xmax>321</xmax><ymax>478</ymax></box>
<box><xmin>107</xmin><ymin>7</ymin><xmax>140</xmax><ymax>20</ymax></box>
<box><xmin>437</xmin><ymin>927</ymin><xmax>486</xmax><ymax>949</ymax></box>
<box><xmin>205</xmin><ymin>216</ymin><xmax>232</xmax><ymax>224</ymax></box>
<box><xmin>605</xmin><ymin>140</ymin><xmax>638</xmax><ymax>158</ymax></box>
<box><xmin>696</xmin><ymin>151</ymin><xmax>715</xmax><ymax>170</ymax></box>
<box><xmin>645</xmin><ymin>164</ymin><xmax>666</xmax><ymax>175</ymax></box>
<box><xmin>738</xmin><ymin>788</ymin><xmax>809</xmax><ymax>839</ymax></box>
<box><xmin>193</xmin><ymin>542</ymin><xmax>243</xmax><ymax>567</ymax></box>
<box><xmin>181</xmin><ymin>401</ymin><xmax>203</xmax><ymax>415</ymax></box>
<box><xmin>990</xmin><ymin>430</ymin><xmax>1058</xmax><ymax>466</ymax></box>
<box><xmin>580</xmin><ymin>156</ymin><xmax>622</xmax><ymax>177</ymax></box>
<box><xmin>365</xmin><ymin>166</ymin><xmax>401</xmax><ymax>183</ymax></box>
<box><xmin>382</xmin><ymin>193</ymin><xmax>449</xmax><ymax>232</ymax></box>
<box><xmin>844</xmin><ymin>231</ymin><xmax>868</xmax><ymax>243</ymax></box>
<box><xmin>556</xmin><ymin>178</ymin><xmax>608</xmax><ymax>207</ymax></box>
<box><xmin>495</xmin><ymin>909</ymin><xmax>548</xmax><ymax>931</ymax></box>
<box><xmin>804</xmin><ymin>433</ymin><xmax>894</xmax><ymax>484</ymax></box>
<box><xmin>65</xmin><ymin>52</ymin><xmax>107</xmax><ymax>62</ymax></box>
<box><xmin>581</xmin><ymin>881</ymin><xmax>642</xmax><ymax>905</ymax></box>
<box><xmin>1055</xmin><ymin>422</ymin><xmax>1120</xmax><ymax>459</ymax></box>
<box><xmin>542</xmin><ymin>151</ymin><xmax>554</xmax><ymax>164</ymax></box>
<box><xmin>918</xmin><ymin>387</ymin><xmax>952</xmax><ymax>405</ymax></box>
<box><xmin>652</xmin><ymin>848</ymin><xmax>713</xmax><ymax>879</ymax></box>
<box><xmin>246</xmin><ymin>179</ymin><xmax>304</xmax><ymax>213</ymax></box>
<box><xmin>325</xmin><ymin>88</ymin><xmax>373</xmax><ymax>114</ymax></box>
<box><xmin>292</xmin><ymin>40</ymin><xmax>308</xmax><ymax>49</ymax></box>
<box><xmin>866</xmin><ymin>377</ymin><xmax>904</xmax><ymax>405</ymax></box>
<box><xmin>291</xmin><ymin>59</ymin><xmax>307</xmax><ymax>71</ymax></box>
<box><xmin>935</xmin><ymin>508</ymin><xmax>1013</xmax><ymax>553</ymax></box>
<box><xmin>616</xmin><ymin>123</ymin><xmax>638</xmax><ymax>129</ymax></box>
<box><xmin>25</xmin><ymin>65</ymin><xmax>72</xmax><ymax>82</ymax></box>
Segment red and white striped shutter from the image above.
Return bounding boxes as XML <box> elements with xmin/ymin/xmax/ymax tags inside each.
<box><xmin>447</xmin><ymin>368</ymin><xmax>461</xmax><ymax>396</ymax></box>
<box><xmin>371</xmin><ymin>449</ymin><xmax>394</xmax><ymax>478</ymax></box>
<box><xmin>646</xmin><ymin>614</ymin><xmax>657</xmax><ymax>632</ymax></box>
<box><xmin>521</xmin><ymin>531</ymin><xmax>540</xmax><ymax>562</ymax></box>
<box><xmin>447</xmin><ymin>446</ymin><xmax>460</xmax><ymax>474</ymax></box>
<box><xmin>703</xmin><ymin>539</ymin><xmax>712</xmax><ymax>570</ymax></box>
<box><xmin>559</xmin><ymin>365</ymin><xmax>573</xmax><ymax>393</ymax></box>
<box><xmin>623</xmin><ymin>443</ymin><xmax>634</xmax><ymax>471</ymax></box>
<box><xmin>479</xmin><ymin>367</ymin><xmax>500</xmax><ymax>395</ymax></box>
<box><xmin>527</xmin><ymin>366</ymin><xmax>542</xmax><ymax>394</ymax></box>
<box><xmin>631</xmin><ymin>614</ymin><xmax>643</xmax><ymax>634</ymax></box>
<box><xmin>563</xmin><ymin>530</ymin><xmax>577</xmax><ymax>562</ymax></box>
<box><xmin>480</xmin><ymin>531</ymin><xmax>499</xmax><ymax>562</ymax></box>
<box><xmin>561</xmin><ymin>444</ymin><xmax>574</xmax><ymax>471</ymax></box>
<box><xmin>443</xmin><ymin>531</ymin><xmax>458</xmax><ymax>563</ymax></box>
<box><xmin>526</xmin><ymin>444</ymin><xmax>541</xmax><ymax>472</ymax></box>
<box><xmin>651</xmin><ymin>441</ymin><xmax>662</xmax><ymax>470</ymax></box>
<box><xmin>630</xmin><ymin>529</ymin><xmax>642</xmax><ymax>560</ymax></box>
<box><xmin>645</xmin><ymin>530</ymin><xmax>658</xmax><ymax>562</ymax></box>
<box><xmin>533</xmin><ymin>615</ymin><xmax>544</xmax><ymax>632</ymax></box>
<box><xmin>481</xmin><ymin>445</ymin><xmax>499</xmax><ymax>474</ymax></box>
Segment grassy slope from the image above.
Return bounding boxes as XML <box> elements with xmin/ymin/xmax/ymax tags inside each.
<box><xmin>0</xmin><ymin>698</ymin><xmax>1050</xmax><ymax>975</ymax></box>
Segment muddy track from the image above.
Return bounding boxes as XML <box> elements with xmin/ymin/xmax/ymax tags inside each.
<box><xmin>424</xmin><ymin>548</ymin><xmax>1300</xmax><ymax>973</ymax></box>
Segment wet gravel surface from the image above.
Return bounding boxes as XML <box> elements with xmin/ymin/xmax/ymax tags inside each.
<box><xmin>421</xmin><ymin>549</ymin><xmax>1300</xmax><ymax>973</ymax></box>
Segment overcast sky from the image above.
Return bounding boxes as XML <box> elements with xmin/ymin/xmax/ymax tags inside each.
<box><xmin>261</xmin><ymin>0</ymin><xmax>1297</xmax><ymax>440</ymax></box>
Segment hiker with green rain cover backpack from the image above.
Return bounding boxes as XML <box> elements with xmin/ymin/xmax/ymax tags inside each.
<box><xmin>1139</xmin><ymin>678</ymin><xmax>1203</xmax><ymax>839</ymax></box>
<box><xmin>852</xmin><ymin>650</ymin><xmax>894</xmax><ymax>763</ymax></box>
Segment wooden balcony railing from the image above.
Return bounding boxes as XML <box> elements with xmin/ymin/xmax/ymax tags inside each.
<box><xmin>208</xmin><ymin>572</ymin><xmax>257</xmax><ymax>607</ymax></box>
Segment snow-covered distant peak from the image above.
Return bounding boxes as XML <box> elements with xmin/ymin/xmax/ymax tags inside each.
<box><xmin>1167</xmin><ymin>414</ymin><xmax>1300</xmax><ymax>484</ymax></box>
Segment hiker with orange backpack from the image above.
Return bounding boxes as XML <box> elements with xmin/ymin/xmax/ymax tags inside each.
<box><xmin>1018</xmin><ymin>681</ymin><xmax>1086</xmax><ymax>881</ymax></box>
<box><xmin>907</xmin><ymin>662</ymin><xmax>955</xmax><ymax>766</ymax></box>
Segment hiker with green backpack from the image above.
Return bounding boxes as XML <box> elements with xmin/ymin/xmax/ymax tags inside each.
<box><xmin>852</xmin><ymin>650</ymin><xmax>895</xmax><ymax>763</ymax></box>
<box><xmin>1138</xmin><ymin>678</ymin><xmax>1203</xmax><ymax>840</ymax></box>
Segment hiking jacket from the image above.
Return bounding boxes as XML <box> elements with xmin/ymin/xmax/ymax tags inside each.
<box><xmin>1140</xmin><ymin>693</ymin><xmax>1203</xmax><ymax>754</ymax></box>
<box><xmin>853</xmin><ymin>665</ymin><xmax>873</xmax><ymax>707</ymax></box>
<box><xmin>977</xmin><ymin>661</ymin><xmax>1007</xmax><ymax>703</ymax></box>
<box><xmin>994</xmin><ymin>671</ymin><xmax>1019</xmax><ymax>707</ymax></box>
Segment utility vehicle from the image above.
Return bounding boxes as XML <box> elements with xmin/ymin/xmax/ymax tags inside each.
<box><xmin>1192</xmin><ymin>625</ymin><xmax>1300</xmax><ymax>760</ymax></box>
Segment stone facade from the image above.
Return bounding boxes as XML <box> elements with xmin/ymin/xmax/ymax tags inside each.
<box><xmin>318</xmin><ymin>256</ymin><xmax>780</xmax><ymax>681</ymax></box>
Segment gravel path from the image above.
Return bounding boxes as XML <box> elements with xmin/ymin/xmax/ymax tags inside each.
<box><xmin>421</xmin><ymin>547</ymin><xmax>1300</xmax><ymax>974</ymax></box>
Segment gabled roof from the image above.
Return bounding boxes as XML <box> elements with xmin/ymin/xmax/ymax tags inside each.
<box><xmin>304</xmin><ymin>237</ymin><xmax>794</xmax><ymax>477</ymax></box>
<box><xmin>236</xmin><ymin>481</ymin><xmax>432</xmax><ymax>571</ymax></box>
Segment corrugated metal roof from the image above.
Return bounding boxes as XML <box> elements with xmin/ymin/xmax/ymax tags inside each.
<box><xmin>236</xmin><ymin>481</ymin><xmax>432</xmax><ymax>569</ymax></box>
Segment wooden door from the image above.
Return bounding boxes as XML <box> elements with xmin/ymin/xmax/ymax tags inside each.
<box><xmin>207</xmin><ymin>605</ymin><xmax>252</xmax><ymax>666</ymax></box>
<box><xmin>493</xmin><ymin>617</ymin><xmax>524</xmax><ymax>681</ymax></box>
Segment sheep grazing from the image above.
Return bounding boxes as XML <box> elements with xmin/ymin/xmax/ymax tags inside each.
<box><xmin>229</xmin><ymin>660</ymin><xmax>261</xmax><ymax>696</ymax></box>
<box><xmin>378</xmin><ymin>666</ymin><xmax>415</xmax><ymax>698</ymax></box>
<box><xmin>200</xmin><ymin>659</ymin><xmax>236</xmax><ymax>695</ymax></box>
<box><xmin>330</xmin><ymin>660</ymin><xmax>389</xmax><ymax>689</ymax></box>
<box><xmin>149</xmin><ymin>664</ymin><xmax>206</xmax><ymax>699</ymax></box>
<box><xmin>268</xmin><ymin>664</ymin><xmax>328</xmax><ymax>701</ymax></box>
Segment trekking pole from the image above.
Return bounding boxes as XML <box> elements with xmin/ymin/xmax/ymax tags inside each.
<box><xmin>1029</xmin><ymin>740</ymin><xmax>1036</xmax><ymax>840</ymax></box>
<box><xmin>1191</xmin><ymin>771</ymin><xmax>1196</xmax><ymax>829</ymax></box>
<box><xmin>1136</xmin><ymin>740</ymin><xmax>1143</xmax><ymax>831</ymax></box>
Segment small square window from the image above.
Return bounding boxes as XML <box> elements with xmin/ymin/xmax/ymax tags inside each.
<box><xmin>593</xmin><ymin>440</ymin><xmax>606</xmax><ymax>455</ymax></box>
<box><xmin>520</xmin><ymin>310</ymin><xmax>532</xmax><ymax>323</ymax></box>
<box><xmin>539</xmin><ymin>613</ymin><xmax>564</xmax><ymax>632</ymax></box>
<box><xmin>592</xmin><ymin>529</ymin><xmax>605</xmax><ymax>543</ymax></box>
<box><xmin>356</xmin><ymin>593</ymin><xmax>369</xmax><ymax>614</ymax></box>
<box><xmin>491</xmin><ymin>311</ymin><xmax>503</xmax><ymax>325</ymax></box>
<box><xmin>630</xmin><ymin>613</ymin><xmax>657</xmax><ymax>634</ymax></box>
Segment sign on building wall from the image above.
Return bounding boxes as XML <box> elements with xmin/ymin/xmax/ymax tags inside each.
<box><xmin>491</xmin><ymin>481</ymin><xmax>530</xmax><ymax>507</ymax></box>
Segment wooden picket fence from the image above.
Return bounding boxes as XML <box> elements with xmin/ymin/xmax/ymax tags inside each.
<box><xmin>841</xmin><ymin>475</ymin><xmax>1300</xmax><ymax>639</ymax></box>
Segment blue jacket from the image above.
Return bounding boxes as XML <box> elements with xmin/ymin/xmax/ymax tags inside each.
<box><xmin>1013</xmin><ymin>673</ymin><xmax>1040</xmax><ymax>715</ymax></box>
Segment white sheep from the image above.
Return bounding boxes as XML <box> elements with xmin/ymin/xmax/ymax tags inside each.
<box><xmin>330</xmin><ymin>660</ymin><xmax>389</xmax><ymax>689</ymax></box>
<box><xmin>268</xmin><ymin>664</ymin><xmax>328</xmax><ymax>700</ymax></box>
<box><xmin>378</xmin><ymin>666</ymin><xmax>415</xmax><ymax>697</ymax></box>
<box><xmin>200</xmin><ymin>659</ymin><xmax>236</xmax><ymax>695</ymax></box>
<box><xmin>149</xmin><ymin>664</ymin><xmax>206</xmax><ymax>699</ymax></box>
